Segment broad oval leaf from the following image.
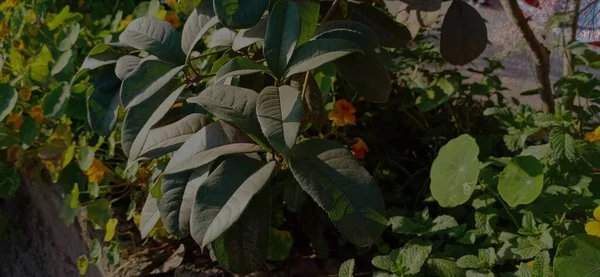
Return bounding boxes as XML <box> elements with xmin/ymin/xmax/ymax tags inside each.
<box><xmin>232</xmin><ymin>17</ymin><xmax>267</xmax><ymax>51</ymax></box>
<box><xmin>213</xmin><ymin>0</ymin><xmax>270</xmax><ymax>29</ymax></box>
<box><xmin>554</xmin><ymin>234</ymin><xmax>600</xmax><ymax>277</ymax></box>
<box><xmin>181</xmin><ymin>0</ymin><xmax>218</xmax><ymax>56</ymax></box>
<box><xmin>119</xmin><ymin>17</ymin><xmax>184</xmax><ymax>63</ymax></box>
<box><xmin>335</xmin><ymin>50</ymin><xmax>390</xmax><ymax>103</ymax></box>
<box><xmin>140</xmin><ymin>193</ymin><xmax>161</xmax><ymax>239</ymax></box>
<box><xmin>256</xmin><ymin>86</ymin><xmax>303</xmax><ymax>157</ymax></box>
<box><xmin>314</xmin><ymin>20</ymin><xmax>379</xmax><ymax>51</ymax></box>
<box><xmin>114</xmin><ymin>55</ymin><xmax>141</xmax><ymax>80</ymax></box>
<box><xmin>120</xmin><ymin>58</ymin><xmax>183</xmax><ymax>109</ymax></box>
<box><xmin>289</xmin><ymin>139</ymin><xmax>387</xmax><ymax>247</ymax></box>
<box><xmin>440</xmin><ymin>0</ymin><xmax>488</xmax><ymax>65</ymax></box>
<box><xmin>140</xmin><ymin>113</ymin><xmax>211</xmax><ymax>159</ymax></box>
<box><xmin>122</xmin><ymin>84</ymin><xmax>186</xmax><ymax>162</ymax></box>
<box><xmin>186</xmin><ymin>84</ymin><xmax>261</xmax><ymax>136</ymax></box>
<box><xmin>264</xmin><ymin>0</ymin><xmax>301</xmax><ymax>78</ymax></box>
<box><xmin>284</xmin><ymin>38</ymin><xmax>362</xmax><ymax>78</ymax></box>
<box><xmin>498</xmin><ymin>156</ymin><xmax>544</xmax><ymax>207</ymax></box>
<box><xmin>0</xmin><ymin>83</ymin><xmax>18</xmax><ymax>122</ymax></box>
<box><xmin>190</xmin><ymin>156</ymin><xmax>275</xmax><ymax>247</ymax></box>
<box><xmin>80</xmin><ymin>43</ymin><xmax>125</xmax><ymax>71</ymax></box>
<box><xmin>212</xmin><ymin>184</ymin><xmax>270</xmax><ymax>275</ymax></box>
<box><xmin>214</xmin><ymin>57</ymin><xmax>272</xmax><ymax>84</ymax></box>
<box><xmin>349</xmin><ymin>3</ymin><xmax>412</xmax><ymax>48</ymax></box>
<box><xmin>159</xmin><ymin>164</ymin><xmax>211</xmax><ymax>237</ymax></box>
<box><xmin>87</xmin><ymin>68</ymin><xmax>121</xmax><ymax>136</ymax></box>
<box><xmin>430</xmin><ymin>134</ymin><xmax>480</xmax><ymax>208</ymax></box>
<box><xmin>164</xmin><ymin>121</ymin><xmax>261</xmax><ymax>174</ymax></box>
<box><xmin>42</xmin><ymin>82</ymin><xmax>70</xmax><ymax>119</ymax></box>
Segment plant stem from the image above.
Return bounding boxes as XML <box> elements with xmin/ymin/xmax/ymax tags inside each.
<box><xmin>484</xmin><ymin>184</ymin><xmax>520</xmax><ymax>229</ymax></box>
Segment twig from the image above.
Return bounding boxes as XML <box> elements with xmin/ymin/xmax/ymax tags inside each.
<box><xmin>499</xmin><ymin>0</ymin><xmax>555</xmax><ymax>113</ymax></box>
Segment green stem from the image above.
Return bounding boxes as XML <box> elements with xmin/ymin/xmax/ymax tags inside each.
<box><xmin>484</xmin><ymin>184</ymin><xmax>520</xmax><ymax>229</ymax></box>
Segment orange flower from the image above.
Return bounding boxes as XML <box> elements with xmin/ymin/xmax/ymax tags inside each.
<box><xmin>585</xmin><ymin>126</ymin><xmax>600</xmax><ymax>142</ymax></box>
<box><xmin>165</xmin><ymin>11</ymin><xmax>180</xmax><ymax>28</ymax></box>
<box><xmin>167</xmin><ymin>0</ymin><xmax>177</xmax><ymax>6</ymax></box>
<box><xmin>328</xmin><ymin>99</ymin><xmax>356</xmax><ymax>126</ymax></box>
<box><xmin>30</xmin><ymin>105</ymin><xmax>44</xmax><ymax>124</ymax></box>
<box><xmin>351</xmin><ymin>138</ymin><xmax>369</xmax><ymax>159</ymax></box>
<box><xmin>18</xmin><ymin>87</ymin><xmax>31</xmax><ymax>101</ymax></box>
<box><xmin>85</xmin><ymin>158</ymin><xmax>107</xmax><ymax>184</ymax></box>
<box><xmin>6</xmin><ymin>113</ymin><xmax>23</xmax><ymax>131</ymax></box>
<box><xmin>6</xmin><ymin>145</ymin><xmax>22</xmax><ymax>163</ymax></box>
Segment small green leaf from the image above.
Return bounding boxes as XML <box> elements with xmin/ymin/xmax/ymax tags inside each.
<box><xmin>213</xmin><ymin>0</ymin><xmax>270</xmax><ymax>29</ymax></box>
<box><xmin>554</xmin><ymin>234</ymin><xmax>600</xmax><ymax>277</ymax></box>
<box><xmin>339</xmin><ymin>259</ymin><xmax>355</xmax><ymax>277</ymax></box>
<box><xmin>295</xmin><ymin>0</ymin><xmax>319</xmax><ymax>46</ymax></box>
<box><xmin>77</xmin><ymin>255</ymin><xmax>88</xmax><ymax>275</ymax></box>
<box><xmin>430</xmin><ymin>134</ymin><xmax>480</xmax><ymax>208</ymax></box>
<box><xmin>416</xmin><ymin>78</ymin><xmax>457</xmax><ymax>112</ymax></box>
<box><xmin>264</xmin><ymin>0</ymin><xmax>301</xmax><ymax>78</ymax></box>
<box><xmin>107</xmin><ymin>241</ymin><xmax>120</xmax><ymax>265</ymax></box>
<box><xmin>550</xmin><ymin>128</ymin><xmax>577</xmax><ymax>162</ymax></box>
<box><xmin>104</xmin><ymin>218</ymin><xmax>118</xmax><ymax>242</ymax></box>
<box><xmin>140</xmin><ymin>193</ymin><xmax>161</xmax><ymax>239</ymax></box>
<box><xmin>90</xmin><ymin>239</ymin><xmax>102</xmax><ymax>264</ymax></box>
<box><xmin>78</xmin><ymin>146</ymin><xmax>95</xmax><ymax>170</ymax></box>
<box><xmin>440</xmin><ymin>0</ymin><xmax>488</xmax><ymax>65</ymax></box>
<box><xmin>214</xmin><ymin>57</ymin><xmax>272</xmax><ymax>84</ymax></box>
<box><xmin>498</xmin><ymin>156</ymin><xmax>544</xmax><ymax>207</ymax></box>
<box><xmin>256</xmin><ymin>86</ymin><xmax>303</xmax><ymax>157</ymax></box>
<box><xmin>87</xmin><ymin>69</ymin><xmax>121</xmax><ymax>136</ymax></box>
<box><xmin>457</xmin><ymin>255</ymin><xmax>480</xmax><ymax>269</ymax></box>
<box><xmin>267</xmin><ymin>228</ymin><xmax>294</xmax><ymax>261</ymax></box>
<box><xmin>397</xmin><ymin>239</ymin><xmax>433</xmax><ymax>275</ymax></box>
<box><xmin>427</xmin><ymin>258</ymin><xmax>465</xmax><ymax>277</ymax></box>
<box><xmin>119</xmin><ymin>17</ymin><xmax>184</xmax><ymax>63</ymax></box>
<box><xmin>0</xmin><ymin>84</ymin><xmax>18</xmax><ymax>122</ymax></box>
<box><xmin>19</xmin><ymin>117</ymin><xmax>38</xmax><ymax>146</ymax></box>
<box><xmin>284</xmin><ymin>38</ymin><xmax>362</xmax><ymax>78</ymax></box>
<box><xmin>87</xmin><ymin>199</ymin><xmax>113</xmax><ymax>229</ymax></box>
<box><xmin>42</xmin><ymin>82</ymin><xmax>70</xmax><ymax>120</ymax></box>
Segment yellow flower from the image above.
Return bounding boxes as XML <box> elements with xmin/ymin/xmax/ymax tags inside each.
<box><xmin>515</xmin><ymin>260</ymin><xmax>534</xmax><ymax>270</ymax></box>
<box><xmin>586</xmin><ymin>206</ymin><xmax>600</xmax><ymax>237</ymax></box>
<box><xmin>118</xmin><ymin>15</ymin><xmax>133</xmax><ymax>32</ymax></box>
<box><xmin>18</xmin><ymin>87</ymin><xmax>31</xmax><ymax>101</ymax></box>
<box><xmin>351</xmin><ymin>138</ymin><xmax>369</xmax><ymax>160</ymax></box>
<box><xmin>6</xmin><ymin>112</ymin><xmax>23</xmax><ymax>131</ymax></box>
<box><xmin>328</xmin><ymin>99</ymin><xmax>356</xmax><ymax>126</ymax></box>
<box><xmin>13</xmin><ymin>39</ymin><xmax>24</xmax><ymax>51</ymax></box>
<box><xmin>584</xmin><ymin>126</ymin><xmax>600</xmax><ymax>142</ymax></box>
<box><xmin>30</xmin><ymin>105</ymin><xmax>44</xmax><ymax>124</ymax></box>
<box><xmin>84</xmin><ymin>158</ymin><xmax>107</xmax><ymax>184</ymax></box>
<box><xmin>164</xmin><ymin>11</ymin><xmax>180</xmax><ymax>28</ymax></box>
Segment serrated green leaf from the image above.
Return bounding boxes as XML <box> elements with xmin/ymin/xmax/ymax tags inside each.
<box><xmin>550</xmin><ymin>128</ymin><xmax>577</xmax><ymax>162</ymax></box>
<box><xmin>430</xmin><ymin>134</ymin><xmax>480</xmax><ymax>207</ymax></box>
<box><xmin>477</xmin><ymin>248</ymin><xmax>497</xmax><ymax>268</ymax></box>
<box><xmin>43</xmin><ymin>82</ymin><xmax>70</xmax><ymax>120</ymax></box>
<box><xmin>457</xmin><ymin>255</ymin><xmax>480</xmax><ymax>269</ymax></box>
<box><xmin>190</xmin><ymin>156</ymin><xmax>275</xmax><ymax>247</ymax></box>
<box><xmin>213</xmin><ymin>0</ymin><xmax>270</xmax><ymax>29</ymax></box>
<box><xmin>440</xmin><ymin>0</ymin><xmax>487</xmax><ymax>65</ymax></box>
<box><xmin>289</xmin><ymin>139</ymin><xmax>386</xmax><ymax>247</ymax></box>
<box><xmin>0</xmin><ymin>83</ymin><xmax>17</xmax><ymax>123</ymax></box>
<box><xmin>427</xmin><ymin>258</ymin><xmax>465</xmax><ymax>277</ymax></box>
<box><xmin>390</xmin><ymin>216</ymin><xmax>423</xmax><ymax>235</ymax></box>
<box><xmin>339</xmin><ymin>259</ymin><xmax>355</xmax><ymax>277</ymax></box>
<box><xmin>264</xmin><ymin>0</ymin><xmax>301</xmax><ymax>78</ymax></box>
<box><xmin>256</xmin><ymin>86</ymin><xmax>302</xmax><ymax>157</ymax></box>
<box><xmin>284</xmin><ymin>38</ymin><xmax>362</xmax><ymax>78</ymax></box>
<box><xmin>119</xmin><ymin>17</ymin><xmax>184</xmax><ymax>63</ymax></box>
<box><xmin>498</xmin><ymin>156</ymin><xmax>544</xmax><ymax>207</ymax></box>
<box><xmin>397</xmin><ymin>239</ymin><xmax>433</xmax><ymax>275</ymax></box>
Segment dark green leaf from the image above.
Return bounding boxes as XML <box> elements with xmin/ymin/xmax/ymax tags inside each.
<box><xmin>214</xmin><ymin>57</ymin><xmax>272</xmax><ymax>84</ymax></box>
<box><xmin>0</xmin><ymin>167</ymin><xmax>20</xmax><ymax>199</ymax></box>
<box><xmin>349</xmin><ymin>3</ymin><xmax>411</xmax><ymax>48</ymax></box>
<box><xmin>0</xmin><ymin>83</ymin><xmax>17</xmax><ymax>122</ymax></box>
<box><xmin>19</xmin><ymin>117</ymin><xmax>38</xmax><ymax>146</ymax></box>
<box><xmin>181</xmin><ymin>0</ymin><xmax>218</xmax><ymax>56</ymax></box>
<box><xmin>284</xmin><ymin>38</ymin><xmax>362</xmax><ymax>78</ymax></box>
<box><xmin>213</xmin><ymin>0</ymin><xmax>270</xmax><ymax>29</ymax></box>
<box><xmin>335</xmin><ymin>50</ymin><xmax>390</xmax><ymax>103</ymax></box>
<box><xmin>289</xmin><ymin>139</ymin><xmax>387</xmax><ymax>247</ymax></box>
<box><xmin>289</xmin><ymin>72</ymin><xmax>326</xmax><ymax>124</ymax></box>
<box><xmin>314</xmin><ymin>20</ymin><xmax>379</xmax><ymax>50</ymax></box>
<box><xmin>42</xmin><ymin>82</ymin><xmax>70</xmax><ymax>119</ymax></box>
<box><xmin>232</xmin><ymin>17</ymin><xmax>268</xmax><ymax>51</ymax></box>
<box><xmin>295</xmin><ymin>0</ymin><xmax>319</xmax><ymax>46</ymax></box>
<box><xmin>114</xmin><ymin>55</ymin><xmax>141</xmax><ymax>80</ymax></box>
<box><xmin>256</xmin><ymin>86</ymin><xmax>302</xmax><ymax>157</ymax></box>
<box><xmin>80</xmin><ymin>43</ymin><xmax>125</xmax><ymax>71</ymax></box>
<box><xmin>140</xmin><ymin>113</ymin><xmax>210</xmax><ymax>159</ymax></box>
<box><xmin>120</xmin><ymin>58</ymin><xmax>182</xmax><ymax>109</ymax></box>
<box><xmin>87</xmin><ymin>69</ymin><xmax>121</xmax><ymax>136</ymax></box>
<box><xmin>427</xmin><ymin>258</ymin><xmax>465</xmax><ymax>277</ymax></box>
<box><xmin>87</xmin><ymin>198</ymin><xmax>113</xmax><ymax>229</ymax></box>
<box><xmin>119</xmin><ymin>17</ymin><xmax>184</xmax><ymax>63</ymax></box>
<box><xmin>339</xmin><ymin>259</ymin><xmax>355</xmax><ymax>277</ymax></box>
<box><xmin>440</xmin><ymin>0</ymin><xmax>488</xmax><ymax>65</ymax></box>
<box><xmin>140</xmin><ymin>193</ymin><xmax>161</xmax><ymax>238</ymax></box>
<box><xmin>264</xmin><ymin>0</ymin><xmax>301</xmax><ymax>78</ymax></box>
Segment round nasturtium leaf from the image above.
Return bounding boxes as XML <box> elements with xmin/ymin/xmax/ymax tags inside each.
<box><xmin>430</xmin><ymin>134</ymin><xmax>480</xmax><ymax>208</ymax></box>
<box><xmin>498</xmin><ymin>156</ymin><xmax>544</xmax><ymax>207</ymax></box>
<box><xmin>554</xmin><ymin>234</ymin><xmax>600</xmax><ymax>277</ymax></box>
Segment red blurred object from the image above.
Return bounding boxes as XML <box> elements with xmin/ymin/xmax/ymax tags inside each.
<box><xmin>523</xmin><ymin>0</ymin><xmax>541</xmax><ymax>8</ymax></box>
<box><xmin>588</xmin><ymin>41</ymin><xmax>600</xmax><ymax>47</ymax></box>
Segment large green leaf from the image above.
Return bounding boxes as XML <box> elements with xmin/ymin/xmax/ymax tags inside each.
<box><xmin>42</xmin><ymin>82</ymin><xmax>70</xmax><ymax>120</ymax></box>
<box><xmin>440</xmin><ymin>0</ymin><xmax>488</xmax><ymax>65</ymax></box>
<box><xmin>264</xmin><ymin>0</ymin><xmax>301</xmax><ymax>78</ymax></box>
<box><xmin>212</xmin><ymin>185</ymin><xmax>270</xmax><ymax>275</ymax></box>
<box><xmin>430</xmin><ymin>134</ymin><xmax>480</xmax><ymax>208</ymax></box>
<box><xmin>335</xmin><ymin>50</ymin><xmax>390</xmax><ymax>103</ymax></box>
<box><xmin>114</xmin><ymin>55</ymin><xmax>141</xmax><ymax>80</ymax></box>
<box><xmin>256</xmin><ymin>86</ymin><xmax>302</xmax><ymax>157</ymax></box>
<box><xmin>120</xmin><ymin>58</ymin><xmax>183</xmax><ymax>109</ymax></box>
<box><xmin>80</xmin><ymin>43</ymin><xmax>126</xmax><ymax>71</ymax></box>
<box><xmin>140</xmin><ymin>193</ymin><xmax>161</xmax><ymax>239</ymax></box>
<box><xmin>314</xmin><ymin>20</ymin><xmax>379</xmax><ymax>51</ymax></box>
<box><xmin>232</xmin><ymin>17</ymin><xmax>267</xmax><ymax>51</ymax></box>
<box><xmin>0</xmin><ymin>83</ymin><xmax>17</xmax><ymax>122</ymax></box>
<box><xmin>119</xmin><ymin>17</ymin><xmax>184</xmax><ymax>63</ymax></box>
<box><xmin>349</xmin><ymin>3</ymin><xmax>411</xmax><ymax>48</ymax></box>
<box><xmin>554</xmin><ymin>235</ymin><xmax>600</xmax><ymax>277</ymax></box>
<box><xmin>186</xmin><ymin>84</ymin><xmax>261</xmax><ymax>136</ymax></box>
<box><xmin>164</xmin><ymin>121</ymin><xmax>261</xmax><ymax>174</ymax></box>
<box><xmin>181</xmin><ymin>0</ymin><xmax>218</xmax><ymax>56</ymax></box>
<box><xmin>159</xmin><ymin>164</ymin><xmax>211</xmax><ymax>237</ymax></box>
<box><xmin>289</xmin><ymin>139</ymin><xmax>387</xmax><ymax>247</ymax></box>
<box><xmin>190</xmin><ymin>156</ymin><xmax>275</xmax><ymax>247</ymax></box>
<box><xmin>498</xmin><ymin>156</ymin><xmax>544</xmax><ymax>207</ymax></box>
<box><xmin>213</xmin><ymin>0</ymin><xmax>270</xmax><ymax>29</ymax></box>
<box><xmin>284</xmin><ymin>38</ymin><xmax>362</xmax><ymax>78</ymax></box>
<box><xmin>140</xmin><ymin>113</ymin><xmax>210</xmax><ymax>159</ymax></box>
<box><xmin>87</xmin><ymin>69</ymin><xmax>121</xmax><ymax>136</ymax></box>
<box><xmin>295</xmin><ymin>0</ymin><xmax>320</xmax><ymax>46</ymax></box>
<box><xmin>214</xmin><ymin>57</ymin><xmax>272</xmax><ymax>84</ymax></box>
<box><xmin>122</xmin><ymin>83</ymin><xmax>186</xmax><ymax>162</ymax></box>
